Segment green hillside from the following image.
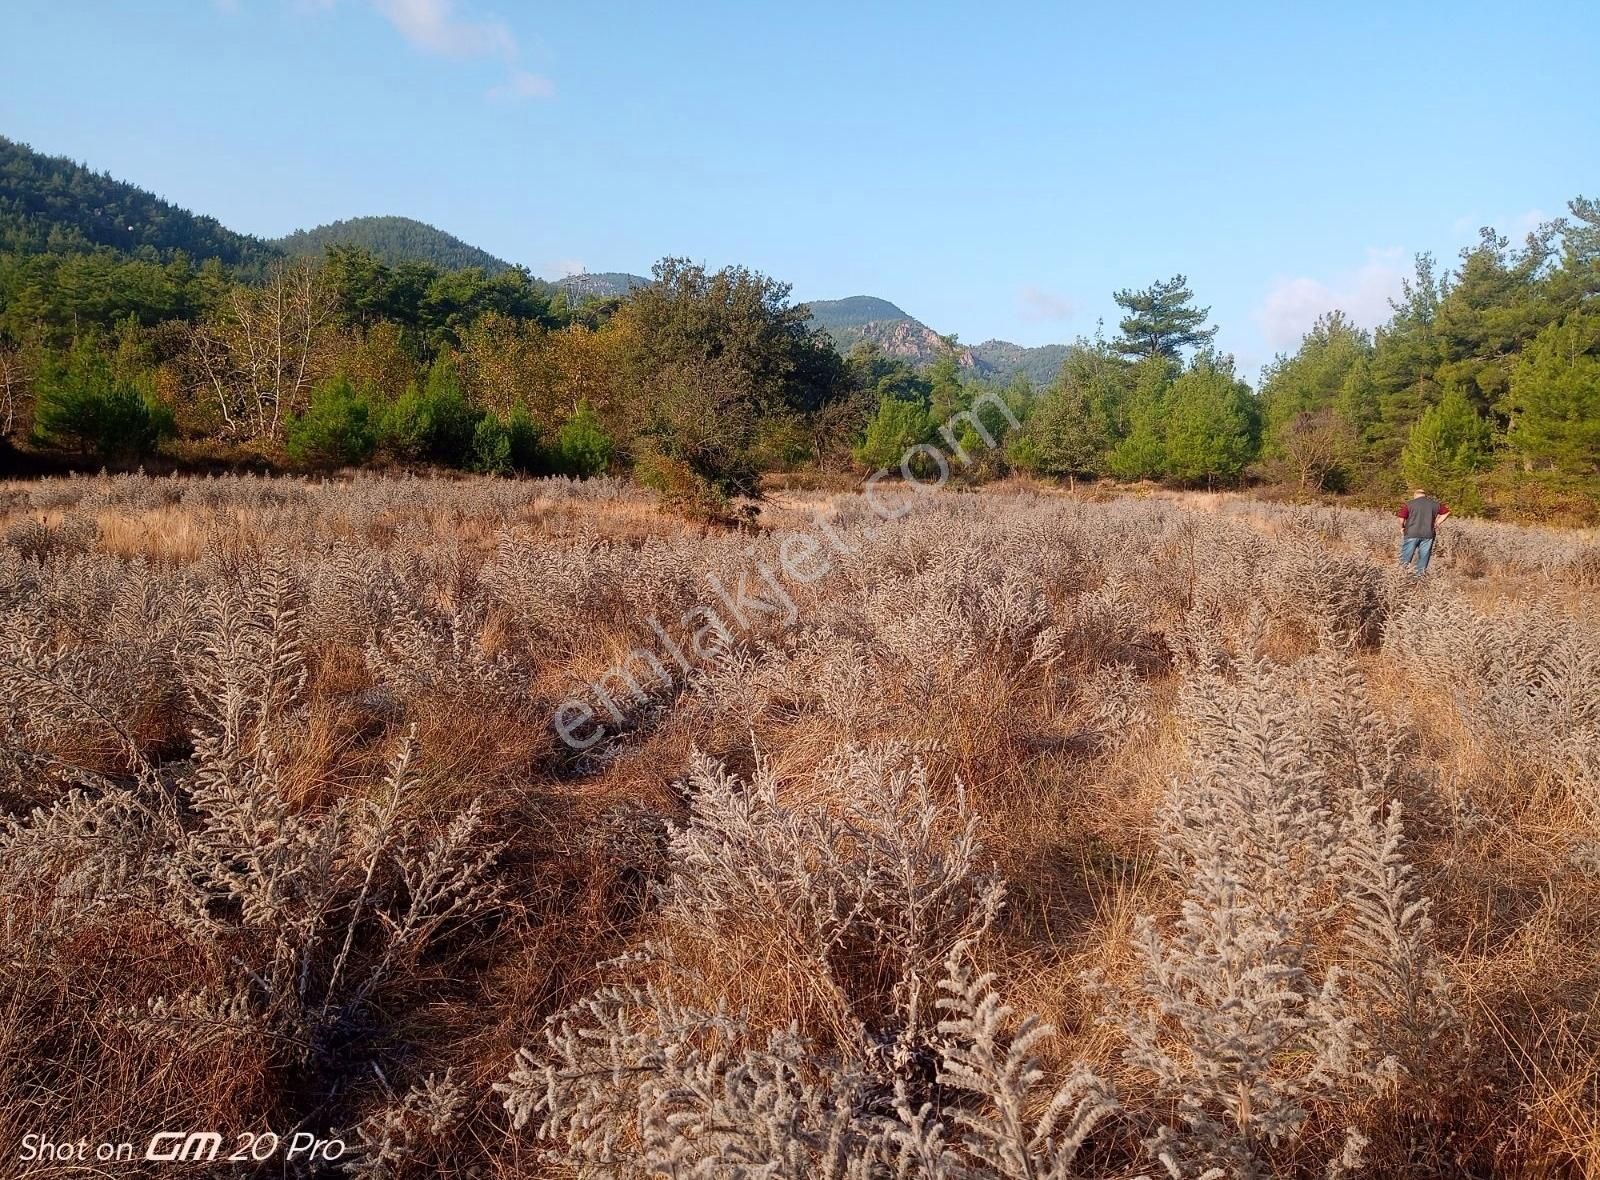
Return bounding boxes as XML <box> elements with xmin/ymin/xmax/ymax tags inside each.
<box><xmin>0</xmin><ymin>133</ymin><xmax>1073</xmax><ymax>388</ymax></box>
<box><xmin>0</xmin><ymin>135</ymin><xmax>273</xmax><ymax>265</ymax></box>
<box><xmin>274</xmin><ymin>215</ymin><xmax>514</xmax><ymax>273</ymax></box>
<box><xmin>970</xmin><ymin>340</ymin><xmax>1071</xmax><ymax>387</ymax></box>
<box><xmin>804</xmin><ymin>295</ymin><xmax>913</xmax><ymax>333</ymax></box>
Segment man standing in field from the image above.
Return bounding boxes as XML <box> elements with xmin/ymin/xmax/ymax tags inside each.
<box><xmin>1397</xmin><ymin>487</ymin><xmax>1449</xmax><ymax>574</ymax></box>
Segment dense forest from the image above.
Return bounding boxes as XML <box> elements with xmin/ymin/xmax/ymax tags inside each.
<box><xmin>274</xmin><ymin>215</ymin><xmax>515</xmax><ymax>273</ymax></box>
<box><xmin>1</xmin><ymin>136</ymin><xmax>1596</xmax><ymax>521</ymax></box>
<box><xmin>0</xmin><ymin>135</ymin><xmax>271</xmax><ymax>266</ymax></box>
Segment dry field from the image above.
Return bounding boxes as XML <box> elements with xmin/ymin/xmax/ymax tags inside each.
<box><xmin>2</xmin><ymin>473</ymin><xmax>1598</xmax><ymax>1178</ymax></box>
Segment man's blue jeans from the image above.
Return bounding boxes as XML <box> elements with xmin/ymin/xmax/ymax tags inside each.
<box><xmin>1399</xmin><ymin>535</ymin><xmax>1434</xmax><ymax>574</ymax></box>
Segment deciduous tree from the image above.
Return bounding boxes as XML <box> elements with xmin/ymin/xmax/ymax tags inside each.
<box><xmin>184</xmin><ymin>259</ymin><xmax>338</xmax><ymax>439</ymax></box>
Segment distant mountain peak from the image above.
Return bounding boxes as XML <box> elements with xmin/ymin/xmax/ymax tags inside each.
<box><xmin>804</xmin><ymin>295</ymin><xmax>913</xmax><ymax>329</ymax></box>
<box><xmin>807</xmin><ymin>295</ymin><xmax>1067</xmax><ymax>385</ymax></box>
<box><xmin>272</xmin><ymin>215</ymin><xmax>514</xmax><ymax>273</ymax></box>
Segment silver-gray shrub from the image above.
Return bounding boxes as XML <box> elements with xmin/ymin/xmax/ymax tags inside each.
<box><xmin>2</xmin><ymin>551</ymin><xmax>504</xmax><ymax>1071</ymax></box>
<box><xmin>0</xmin><ymin>555</ymin><xmax>195</xmax><ymax>795</ymax></box>
<box><xmin>658</xmin><ymin>745</ymin><xmax>1005</xmax><ymax>1032</ymax></box>
<box><xmin>364</xmin><ymin>591</ymin><xmax>531</xmax><ymax>705</ymax></box>
<box><xmin>1261</xmin><ymin>536</ymin><xmax>1403</xmax><ymax>647</ymax></box>
<box><xmin>155</xmin><ymin>714</ymin><xmax>503</xmax><ymax>1059</ymax></box>
<box><xmin>343</xmin><ymin>1071</ymin><xmax>470</xmax><ymax>1179</ymax></box>
<box><xmin>497</xmin><ymin>748</ymin><xmax>1123</xmax><ymax>1178</ymax></box>
<box><xmin>1097</xmin><ymin>644</ymin><xmax>1455</xmax><ymax>1177</ymax></box>
<box><xmin>1385</xmin><ymin>592</ymin><xmax>1600</xmax><ymax>816</ymax></box>
<box><xmin>499</xmin><ymin>945</ymin><xmax>1119</xmax><ymax>1180</ymax></box>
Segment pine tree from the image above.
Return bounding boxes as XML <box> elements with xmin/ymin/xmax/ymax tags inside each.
<box><xmin>1432</xmin><ymin>227</ymin><xmax>1560</xmax><ymax>420</ymax></box>
<box><xmin>1508</xmin><ymin>309</ymin><xmax>1600</xmax><ymax>477</ymax></box>
<box><xmin>1112</xmin><ymin>274</ymin><xmax>1217</xmax><ymax>360</ymax></box>
<box><xmin>1400</xmin><ymin>388</ymin><xmax>1490</xmax><ymax>509</ymax></box>
<box><xmin>855</xmin><ymin>393</ymin><xmax>931</xmax><ymax>471</ymax></box>
<box><xmin>1563</xmin><ymin>195</ymin><xmax>1600</xmax><ymax>262</ymax></box>
<box><xmin>1163</xmin><ymin>357</ymin><xmax>1258</xmax><ymax>486</ymax></box>
<box><xmin>30</xmin><ymin>337</ymin><xmax>172</xmax><ymax>461</ymax></box>
<box><xmin>1009</xmin><ymin>345</ymin><xmax>1122</xmax><ymax>480</ymax></box>
<box><xmin>1371</xmin><ymin>254</ymin><xmax>1444</xmax><ymax>462</ymax></box>
<box><xmin>378</xmin><ymin>353</ymin><xmax>479</xmax><ymax>465</ymax></box>
<box><xmin>1260</xmin><ymin>313</ymin><xmax>1371</xmax><ymax>447</ymax></box>
<box><xmin>926</xmin><ymin>355</ymin><xmax>966</xmax><ymax>423</ymax></box>
<box><xmin>1107</xmin><ymin>356</ymin><xmax>1174</xmax><ymax>479</ymax></box>
<box><xmin>285</xmin><ymin>374</ymin><xmax>377</xmax><ymax>467</ymax></box>
<box><xmin>1335</xmin><ymin>354</ymin><xmax>1381</xmax><ymax>449</ymax></box>
<box><xmin>553</xmin><ymin>399</ymin><xmax>614</xmax><ymax>477</ymax></box>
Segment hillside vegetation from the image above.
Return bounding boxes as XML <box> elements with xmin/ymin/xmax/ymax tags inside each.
<box><xmin>274</xmin><ymin>215</ymin><xmax>516</xmax><ymax>274</ymax></box>
<box><xmin>805</xmin><ymin>294</ymin><xmax>915</xmax><ymax>332</ymax></box>
<box><xmin>0</xmin><ymin>136</ymin><xmax>1597</xmax><ymax>523</ymax></box>
<box><xmin>0</xmin><ymin>135</ymin><xmax>272</xmax><ymax>266</ymax></box>
<box><xmin>1</xmin><ymin>473</ymin><xmax>1596</xmax><ymax>1176</ymax></box>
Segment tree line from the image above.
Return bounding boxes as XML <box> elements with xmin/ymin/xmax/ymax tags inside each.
<box><xmin>1</xmin><ymin>197</ymin><xmax>1596</xmax><ymax>521</ymax></box>
<box><xmin>991</xmin><ymin>204</ymin><xmax>1599</xmax><ymax>517</ymax></box>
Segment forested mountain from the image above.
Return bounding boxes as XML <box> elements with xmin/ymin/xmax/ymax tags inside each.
<box><xmin>0</xmin><ymin>136</ymin><xmax>273</xmax><ymax>266</ymax></box>
<box><xmin>805</xmin><ymin>295</ymin><xmax>915</xmax><ymax>334</ymax></box>
<box><xmin>806</xmin><ymin>295</ymin><xmax>1070</xmax><ymax>384</ymax></box>
<box><xmin>274</xmin><ymin>215</ymin><xmax>513</xmax><ymax>273</ymax></box>
<box><xmin>0</xmin><ymin>133</ymin><xmax>1072</xmax><ymax>383</ymax></box>
<box><xmin>970</xmin><ymin>340</ymin><xmax>1072</xmax><ymax>386</ymax></box>
<box><xmin>554</xmin><ymin>271</ymin><xmax>650</xmax><ymax>299</ymax></box>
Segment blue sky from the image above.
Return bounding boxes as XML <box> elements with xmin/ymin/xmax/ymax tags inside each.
<box><xmin>2</xmin><ymin>0</ymin><xmax>1596</xmax><ymax>376</ymax></box>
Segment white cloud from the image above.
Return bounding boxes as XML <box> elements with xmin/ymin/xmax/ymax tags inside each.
<box><xmin>370</xmin><ymin>0</ymin><xmax>515</xmax><ymax>59</ymax></box>
<box><xmin>490</xmin><ymin>68</ymin><xmax>555</xmax><ymax>101</ymax></box>
<box><xmin>334</xmin><ymin>1</ymin><xmax>555</xmax><ymax>102</ymax></box>
<box><xmin>1254</xmin><ymin>247</ymin><xmax>1409</xmax><ymax>353</ymax></box>
<box><xmin>1017</xmin><ymin>285</ymin><xmax>1079</xmax><ymax>322</ymax></box>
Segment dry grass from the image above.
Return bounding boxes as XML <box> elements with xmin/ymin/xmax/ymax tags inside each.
<box><xmin>0</xmin><ymin>472</ymin><xmax>1597</xmax><ymax>1177</ymax></box>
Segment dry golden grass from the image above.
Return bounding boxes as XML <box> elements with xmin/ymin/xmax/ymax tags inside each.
<box><xmin>1</xmin><ymin>473</ymin><xmax>1597</xmax><ymax>1177</ymax></box>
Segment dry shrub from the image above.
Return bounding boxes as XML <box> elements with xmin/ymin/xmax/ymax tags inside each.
<box><xmin>0</xmin><ymin>472</ymin><xmax>1594</xmax><ymax>1177</ymax></box>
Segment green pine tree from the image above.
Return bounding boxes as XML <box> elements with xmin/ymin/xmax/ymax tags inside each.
<box><xmin>1107</xmin><ymin>356</ymin><xmax>1175</xmax><ymax>479</ymax></box>
<box><xmin>1400</xmin><ymin>388</ymin><xmax>1491</xmax><ymax>509</ymax></box>
<box><xmin>1507</xmin><ymin>309</ymin><xmax>1600</xmax><ymax>477</ymax></box>
<box><xmin>926</xmin><ymin>354</ymin><xmax>966</xmax><ymax>423</ymax></box>
<box><xmin>1011</xmin><ymin>355</ymin><xmax>1115</xmax><ymax>480</ymax></box>
<box><xmin>553</xmin><ymin>400</ymin><xmax>614</xmax><ymax>477</ymax></box>
<box><xmin>1162</xmin><ymin>356</ymin><xmax>1258</xmax><ymax>485</ymax></box>
<box><xmin>854</xmin><ymin>393</ymin><xmax>931</xmax><ymax>471</ymax></box>
<box><xmin>1112</xmin><ymin>275</ymin><xmax>1217</xmax><ymax>360</ymax></box>
<box><xmin>285</xmin><ymin>375</ymin><xmax>378</xmax><ymax>467</ymax></box>
<box><xmin>31</xmin><ymin>337</ymin><xmax>172</xmax><ymax>462</ymax></box>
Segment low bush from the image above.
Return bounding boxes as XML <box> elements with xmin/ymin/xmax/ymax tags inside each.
<box><xmin>552</xmin><ymin>399</ymin><xmax>613</xmax><ymax>477</ymax></box>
